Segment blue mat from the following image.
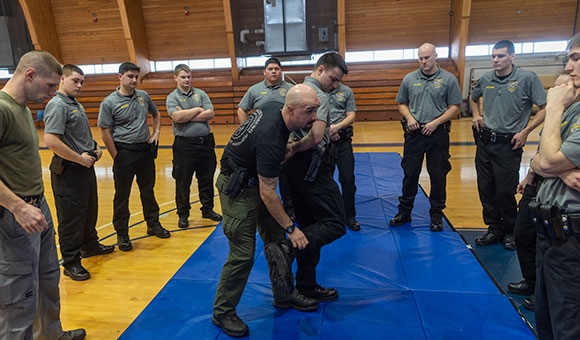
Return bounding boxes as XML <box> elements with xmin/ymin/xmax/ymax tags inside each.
<box><xmin>120</xmin><ymin>153</ymin><xmax>535</xmax><ymax>339</ymax></box>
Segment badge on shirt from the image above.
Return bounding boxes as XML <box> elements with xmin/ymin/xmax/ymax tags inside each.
<box><xmin>335</xmin><ymin>91</ymin><xmax>345</xmax><ymax>101</ymax></box>
<box><xmin>279</xmin><ymin>88</ymin><xmax>287</xmax><ymax>97</ymax></box>
<box><xmin>137</xmin><ymin>97</ymin><xmax>145</xmax><ymax>106</ymax></box>
<box><xmin>434</xmin><ymin>79</ymin><xmax>443</xmax><ymax>88</ymax></box>
<box><xmin>508</xmin><ymin>81</ymin><xmax>518</xmax><ymax>93</ymax></box>
<box><xmin>193</xmin><ymin>93</ymin><xmax>200</xmax><ymax>102</ymax></box>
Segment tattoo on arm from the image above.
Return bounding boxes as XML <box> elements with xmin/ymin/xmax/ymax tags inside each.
<box><xmin>259</xmin><ymin>175</ymin><xmax>279</xmax><ymax>190</ymax></box>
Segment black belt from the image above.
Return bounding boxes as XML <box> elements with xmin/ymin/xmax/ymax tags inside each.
<box><xmin>478</xmin><ymin>128</ymin><xmax>514</xmax><ymax>143</ymax></box>
<box><xmin>115</xmin><ymin>142</ymin><xmax>150</xmax><ymax>151</ymax></box>
<box><xmin>21</xmin><ymin>193</ymin><xmax>44</xmax><ymax>207</ymax></box>
<box><xmin>530</xmin><ymin>200</ymin><xmax>580</xmax><ymax>240</ymax></box>
<box><xmin>176</xmin><ymin>133</ymin><xmax>213</xmax><ymax>145</ymax></box>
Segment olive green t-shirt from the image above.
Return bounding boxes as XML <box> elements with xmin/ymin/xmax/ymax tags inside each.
<box><xmin>0</xmin><ymin>91</ymin><xmax>44</xmax><ymax>197</ymax></box>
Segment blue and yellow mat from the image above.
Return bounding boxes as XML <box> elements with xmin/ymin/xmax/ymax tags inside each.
<box><xmin>120</xmin><ymin>153</ymin><xmax>535</xmax><ymax>339</ymax></box>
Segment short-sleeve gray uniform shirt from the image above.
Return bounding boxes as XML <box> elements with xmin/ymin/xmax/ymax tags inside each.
<box><xmin>97</xmin><ymin>88</ymin><xmax>158</xmax><ymax>144</ymax></box>
<box><xmin>329</xmin><ymin>83</ymin><xmax>356</xmax><ymax>125</ymax></box>
<box><xmin>292</xmin><ymin>76</ymin><xmax>330</xmax><ymax>149</ymax></box>
<box><xmin>395</xmin><ymin>66</ymin><xmax>462</xmax><ymax>123</ymax></box>
<box><xmin>166</xmin><ymin>87</ymin><xmax>213</xmax><ymax>137</ymax></box>
<box><xmin>537</xmin><ymin>102</ymin><xmax>580</xmax><ymax>212</ymax></box>
<box><xmin>471</xmin><ymin>66</ymin><xmax>547</xmax><ymax>134</ymax></box>
<box><xmin>44</xmin><ymin>92</ymin><xmax>94</xmax><ymax>153</ymax></box>
<box><xmin>238</xmin><ymin>80</ymin><xmax>293</xmax><ymax>112</ymax></box>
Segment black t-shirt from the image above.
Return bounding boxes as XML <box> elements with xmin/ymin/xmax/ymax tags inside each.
<box><xmin>222</xmin><ymin>101</ymin><xmax>290</xmax><ymax>179</ymax></box>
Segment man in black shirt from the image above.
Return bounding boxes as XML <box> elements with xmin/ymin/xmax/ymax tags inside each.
<box><xmin>212</xmin><ymin>85</ymin><xmax>320</xmax><ymax>337</ymax></box>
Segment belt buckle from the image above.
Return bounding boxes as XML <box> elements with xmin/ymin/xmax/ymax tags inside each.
<box><xmin>490</xmin><ymin>132</ymin><xmax>497</xmax><ymax>143</ymax></box>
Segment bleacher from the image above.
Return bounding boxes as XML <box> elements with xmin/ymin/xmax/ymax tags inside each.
<box><xmin>0</xmin><ymin>60</ymin><xmax>459</xmax><ymax>126</ymax></box>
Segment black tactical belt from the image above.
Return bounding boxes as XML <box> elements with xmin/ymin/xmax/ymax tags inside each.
<box><xmin>115</xmin><ymin>142</ymin><xmax>150</xmax><ymax>151</ymax></box>
<box><xmin>176</xmin><ymin>133</ymin><xmax>213</xmax><ymax>145</ymax></box>
<box><xmin>529</xmin><ymin>200</ymin><xmax>580</xmax><ymax>240</ymax></box>
<box><xmin>479</xmin><ymin>128</ymin><xmax>514</xmax><ymax>143</ymax></box>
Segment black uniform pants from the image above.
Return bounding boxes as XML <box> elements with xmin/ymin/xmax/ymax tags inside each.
<box><xmin>475</xmin><ymin>137</ymin><xmax>522</xmax><ymax>235</ymax></box>
<box><xmin>331</xmin><ymin>137</ymin><xmax>357</xmax><ymax>220</ymax></box>
<box><xmin>286</xmin><ymin>147</ymin><xmax>346</xmax><ymax>290</ymax></box>
<box><xmin>535</xmin><ymin>234</ymin><xmax>580</xmax><ymax>340</ymax></box>
<box><xmin>172</xmin><ymin>136</ymin><xmax>217</xmax><ymax>217</ymax></box>
<box><xmin>50</xmin><ymin>158</ymin><xmax>99</xmax><ymax>268</ymax></box>
<box><xmin>398</xmin><ymin>125</ymin><xmax>451</xmax><ymax>218</ymax></box>
<box><xmin>112</xmin><ymin>147</ymin><xmax>160</xmax><ymax>236</ymax></box>
<box><xmin>514</xmin><ymin>184</ymin><xmax>537</xmax><ymax>285</ymax></box>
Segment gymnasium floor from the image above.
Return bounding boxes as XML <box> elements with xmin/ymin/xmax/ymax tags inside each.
<box><xmin>36</xmin><ymin>119</ymin><xmax>540</xmax><ymax>339</ymax></box>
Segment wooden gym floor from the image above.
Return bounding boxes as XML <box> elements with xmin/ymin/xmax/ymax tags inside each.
<box><xmin>35</xmin><ymin>118</ymin><xmax>540</xmax><ymax>339</ymax></box>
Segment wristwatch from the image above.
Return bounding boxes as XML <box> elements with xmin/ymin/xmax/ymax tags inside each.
<box><xmin>285</xmin><ymin>223</ymin><xmax>296</xmax><ymax>234</ymax></box>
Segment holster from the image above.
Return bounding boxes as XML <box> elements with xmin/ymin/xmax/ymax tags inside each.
<box><xmin>529</xmin><ymin>200</ymin><xmax>567</xmax><ymax>240</ymax></box>
<box><xmin>50</xmin><ymin>156</ymin><xmax>66</xmax><ymax>175</ymax></box>
<box><xmin>338</xmin><ymin>126</ymin><xmax>354</xmax><ymax>140</ymax></box>
<box><xmin>223</xmin><ymin>167</ymin><xmax>248</xmax><ymax>198</ymax></box>
<box><xmin>304</xmin><ymin>145</ymin><xmax>326</xmax><ymax>182</ymax></box>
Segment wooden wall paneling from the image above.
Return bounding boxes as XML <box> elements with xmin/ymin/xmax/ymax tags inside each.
<box><xmin>18</xmin><ymin>0</ymin><xmax>61</xmax><ymax>60</ymax></box>
<box><xmin>141</xmin><ymin>0</ymin><xmax>229</xmax><ymax>61</ymax></box>
<box><xmin>575</xmin><ymin>0</ymin><xmax>580</xmax><ymax>35</ymax></box>
<box><xmin>345</xmin><ymin>0</ymin><xmax>451</xmax><ymax>51</ymax></box>
<box><xmin>451</xmin><ymin>0</ymin><xmax>471</xmax><ymax>96</ymax></box>
<box><xmin>307</xmin><ymin>0</ymin><xmax>337</xmax><ymax>53</ymax></box>
<box><xmin>468</xmin><ymin>0</ymin><xmax>577</xmax><ymax>44</ymax></box>
<box><xmin>231</xmin><ymin>0</ymin><xmax>266</xmax><ymax>57</ymax></box>
<box><xmin>337</xmin><ymin>0</ymin><xmax>346</xmax><ymax>56</ymax></box>
<box><xmin>49</xmin><ymin>0</ymin><xmax>128</xmax><ymax>65</ymax></box>
<box><xmin>116</xmin><ymin>0</ymin><xmax>150</xmax><ymax>75</ymax></box>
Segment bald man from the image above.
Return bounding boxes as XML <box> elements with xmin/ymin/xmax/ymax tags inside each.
<box><xmin>0</xmin><ymin>51</ymin><xmax>86</xmax><ymax>339</ymax></box>
<box><xmin>390</xmin><ymin>43</ymin><xmax>462</xmax><ymax>231</ymax></box>
<box><xmin>212</xmin><ymin>85</ymin><xmax>320</xmax><ymax>337</ymax></box>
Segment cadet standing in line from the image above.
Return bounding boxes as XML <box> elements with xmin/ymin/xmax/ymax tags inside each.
<box><xmin>0</xmin><ymin>51</ymin><xmax>86</xmax><ymax>340</ymax></box>
<box><xmin>329</xmin><ymin>81</ymin><xmax>359</xmax><ymax>231</ymax></box>
<box><xmin>389</xmin><ymin>43</ymin><xmax>462</xmax><ymax>231</ymax></box>
<box><xmin>237</xmin><ymin>57</ymin><xmax>295</xmax><ymax>218</ymax></box>
<box><xmin>98</xmin><ymin>62</ymin><xmax>170</xmax><ymax>252</ymax></box>
<box><xmin>530</xmin><ymin>33</ymin><xmax>580</xmax><ymax>339</ymax></box>
<box><xmin>166</xmin><ymin>64</ymin><xmax>222</xmax><ymax>228</ymax></box>
<box><xmin>44</xmin><ymin>64</ymin><xmax>114</xmax><ymax>281</ymax></box>
<box><xmin>212</xmin><ymin>85</ymin><xmax>320</xmax><ymax>337</ymax></box>
<box><xmin>237</xmin><ymin>57</ymin><xmax>293</xmax><ymax>124</ymax></box>
<box><xmin>469</xmin><ymin>40</ymin><xmax>546</xmax><ymax>249</ymax></box>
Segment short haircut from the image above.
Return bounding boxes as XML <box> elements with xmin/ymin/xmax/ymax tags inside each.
<box><xmin>314</xmin><ymin>52</ymin><xmax>348</xmax><ymax>75</ymax></box>
<box><xmin>14</xmin><ymin>50</ymin><xmax>62</xmax><ymax>77</ymax></box>
<box><xmin>264</xmin><ymin>57</ymin><xmax>281</xmax><ymax>69</ymax></box>
<box><xmin>119</xmin><ymin>62</ymin><xmax>140</xmax><ymax>75</ymax></box>
<box><xmin>174</xmin><ymin>64</ymin><xmax>191</xmax><ymax>75</ymax></box>
<box><xmin>493</xmin><ymin>40</ymin><xmax>515</xmax><ymax>54</ymax></box>
<box><xmin>62</xmin><ymin>64</ymin><xmax>84</xmax><ymax>77</ymax></box>
<box><xmin>567</xmin><ymin>33</ymin><xmax>580</xmax><ymax>51</ymax></box>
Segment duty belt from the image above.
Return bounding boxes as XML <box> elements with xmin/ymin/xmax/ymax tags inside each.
<box><xmin>176</xmin><ymin>133</ymin><xmax>213</xmax><ymax>145</ymax></box>
<box><xmin>22</xmin><ymin>193</ymin><xmax>44</xmax><ymax>208</ymax></box>
<box><xmin>529</xmin><ymin>200</ymin><xmax>580</xmax><ymax>240</ymax></box>
<box><xmin>477</xmin><ymin>127</ymin><xmax>514</xmax><ymax>143</ymax></box>
<box><xmin>115</xmin><ymin>142</ymin><xmax>150</xmax><ymax>151</ymax></box>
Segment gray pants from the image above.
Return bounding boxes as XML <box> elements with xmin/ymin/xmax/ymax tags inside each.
<box><xmin>0</xmin><ymin>198</ymin><xmax>63</xmax><ymax>340</ymax></box>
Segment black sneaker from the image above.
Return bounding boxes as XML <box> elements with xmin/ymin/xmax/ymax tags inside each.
<box><xmin>389</xmin><ymin>213</ymin><xmax>412</xmax><ymax>226</ymax></box>
<box><xmin>81</xmin><ymin>243</ymin><xmax>115</xmax><ymax>258</ymax></box>
<box><xmin>347</xmin><ymin>217</ymin><xmax>361</xmax><ymax>231</ymax></box>
<box><xmin>117</xmin><ymin>235</ymin><xmax>133</xmax><ymax>251</ymax></box>
<box><xmin>202</xmin><ymin>210</ymin><xmax>223</xmax><ymax>221</ymax></box>
<box><xmin>147</xmin><ymin>223</ymin><xmax>171</xmax><ymax>239</ymax></box>
<box><xmin>178</xmin><ymin>216</ymin><xmax>189</xmax><ymax>228</ymax></box>
<box><xmin>430</xmin><ymin>217</ymin><xmax>443</xmax><ymax>232</ymax></box>
<box><xmin>58</xmin><ymin>329</ymin><xmax>86</xmax><ymax>340</ymax></box>
<box><xmin>523</xmin><ymin>295</ymin><xmax>535</xmax><ymax>311</ymax></box>
<box><xmin>274</xmin><ymin>290</ymin><xmax>319</xmax><ymax>312</ymax></box>
<box><xmin>264</xmin><ymin>242</ymin><xmax>294</xmax><ymax>295</ymax></box>
<box><xmin>475</xmin><ymin>230</ymin><xmax>502</xmax><ymax>246</ymax></box>
<box><xmin>503</xmin><ymin>234</ymin><xmax>516</xmax><ymax>250</ymax></box>
<box><xmin>63</xmin><ymin>263</ymin><xmax>90</xmax><ymax>281</ymax></box>
<box><xmin>212</xmin><ymin>313</ymin><xmax>249</xmax><ymax>337</ymax></box>
<box><xmin>299</xmin><ymin>284</ymin><xmax>339</xmax><ymax>302</ymax></box>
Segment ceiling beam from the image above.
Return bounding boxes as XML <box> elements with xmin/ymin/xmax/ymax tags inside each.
<box><xmin>18</xmin><ymin>0</ymin><xmax>62</xmax><ymax>61</ymax></box>
<box><xmin>222</xmin><ymin>0</ymin><xmax>239</xmax><ymax>81</ymax></box>
<box><xmin>450</xmin><ymin>0</ymin><xmax>472</xmax><ymax>98</ymax></box>
<box><xmin>337</xmin><ymin>0</ymin><xmax>346</xmax><ymax>57</ymax></box>
<box><xmin>116</xmin><ymin>0</ymin><xmax>150</xmax><ymax>76</ymax></box>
